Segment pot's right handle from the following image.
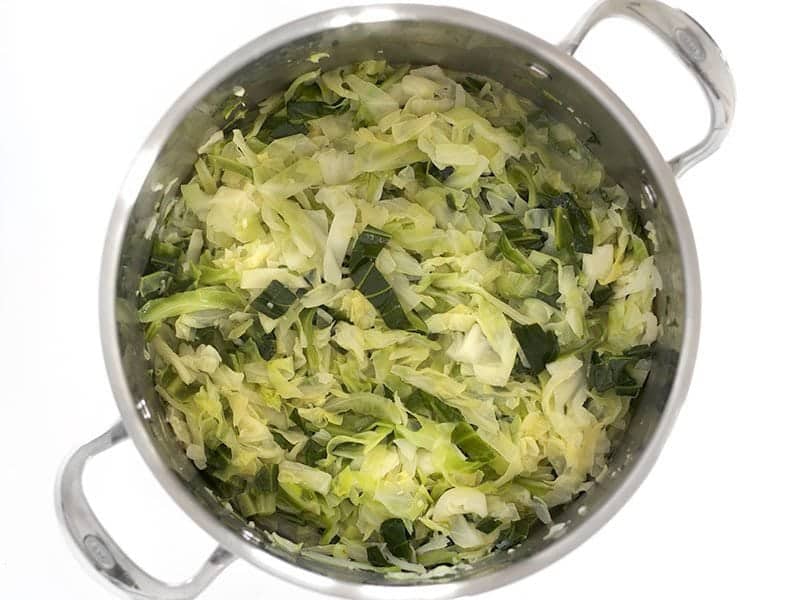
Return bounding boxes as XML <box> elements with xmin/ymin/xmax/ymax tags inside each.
<box><xmin>56</xmin><ymin>422</ymin><xmax>235</xmax><ymax>599</ymax></box>
<box><xmin>559</xmin><ymin>0</ymin><xmax>735</xmax><ymax>178</ymax></box>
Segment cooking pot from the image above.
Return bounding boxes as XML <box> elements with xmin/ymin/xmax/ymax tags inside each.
<box><xmin>56</xmin><ymin>1</ymin><xmax>735</xmax><ymax>598</ymax></box>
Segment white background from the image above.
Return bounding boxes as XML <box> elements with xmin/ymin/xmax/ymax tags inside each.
<box><xmin>1</xmin><ymin>0</ymin><xmax>797</xmax><ymax>598</ymax></box>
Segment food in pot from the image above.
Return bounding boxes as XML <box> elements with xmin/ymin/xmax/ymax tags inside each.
<box><xmin>137</xmin><ymin>60</ymin><xmax>661</xmax><ymax>574</ymax></box>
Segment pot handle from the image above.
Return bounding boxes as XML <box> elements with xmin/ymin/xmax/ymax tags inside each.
<box><xmin>56</xmin><ymin>422</ymin><xmax>235</xmax><ymax>599</ymax></box>
<box><xmin>559</xmin><ymin>0</ymin><xmax>735</xmax><ymax>177</ymax></box>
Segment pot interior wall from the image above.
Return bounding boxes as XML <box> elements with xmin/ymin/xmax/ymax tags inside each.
<box><xmin>113</xmin><ymin>14</ymin><xmax>686</xmax><ymax>585</ymax></box>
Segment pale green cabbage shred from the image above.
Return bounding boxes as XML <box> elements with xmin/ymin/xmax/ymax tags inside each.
<box><xmin>138</xmin><ymin>60</ymin><xmax>661</xmax><ymax>574</ymax></box>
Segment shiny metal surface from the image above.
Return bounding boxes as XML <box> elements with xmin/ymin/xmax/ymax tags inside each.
<box><xmin>559</xmin><ymin>0</ymin><xmax>736</xmax><ymax>177</ymax></box>
<box><xmin>57</xmin><ymin>1</ymin><xmax>734</xmax><ymax>598</ymax></box>
<box><xmin>56</xmin><ymin>422</ymin><xmax>234</xmax><ymax>599</ymax></box>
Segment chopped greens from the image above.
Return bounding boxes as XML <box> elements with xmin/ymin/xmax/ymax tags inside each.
<box><xmin>588</xmin><ymin>345</ymin><xmax>652</xmax><ymax>396</ymax></box>
<box><xmin>349</xmin><ymin>225</ymin><xmax>391</xmax><ymax>270</ymax></box>
<box><xmin>405</xmin><ymin>389</ymin><xmax>463</xmax><ymax>423</ymax></box>
<box><xmin>539</xmin><ymin>192</ymin><xmax>593</xmax><ymax>254</ymax></box>
<box><xmin>491</xmin><ymin>214</ymin><xmax>547</xmax><ymax>251</ymax></box>
<box><xmin>251</xmin><ymin>281</ymin><xmax>297</xmax><ymax>319</ymax></box>
<box><xmin>380</xmin><ymin>518</ymin><xmax>413</xmax><ymax>561</ymax></box>
<box><xmin>451</xmin><ymin>422</ymin><xmax>496</xmax><ymax>464</ymax></box>
<box><xmin>516</xmin><ymin>324</ymin><xmax>559</xmax><ymax>375</ymax></box>
<box><xmin>590</xmin><ymin>283</ymin><xmax>614</xmax><ymax>307</ymax></box>
<box><xmin>137</xmin><ymin>61</ymin><xmax>661</xmax><ymax>576</ymax></box>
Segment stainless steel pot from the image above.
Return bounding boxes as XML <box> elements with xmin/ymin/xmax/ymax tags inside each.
<box><xmin>56</xmin><ymin>1</ymin><xmax>735</xmax><ymax>598</ymax></box>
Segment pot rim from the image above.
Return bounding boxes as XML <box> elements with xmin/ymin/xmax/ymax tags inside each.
<box><xmin>99</xmin><ymin>4</ymin><xmax>700</xmax><ymax>598</ymax></box>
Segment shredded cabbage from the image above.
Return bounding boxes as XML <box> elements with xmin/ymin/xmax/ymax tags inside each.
<box><xmin>138</xmin><ymin>61</ymin><xmax>661</xmax><ymax>575</ymax></box>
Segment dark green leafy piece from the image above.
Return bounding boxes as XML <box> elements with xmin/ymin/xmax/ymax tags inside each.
<box><xmin>516</xmin><ymin>324</ymin><xmax>559</xmax><ymax>375</ymax></box>
<box><xmin>204</xmin><ymin>475</ymin><xmax>247</xmax><ymax>501</ymax></box>
<box><xmin>303</xmin><ymin>439</ymin><xmax>327</xmax><ymax>465</ymax></box>
<box><xmin>286</xmin><ymin>99</ymin><xmax>348</xmax><ymax>121</ymax></box>
<box><xmin>194</xmin><ymin>326</ymin><xmax>226</xmax><ymax>350</ymax></box>
<box><xmin>218</xmin><ymin>94</ymin><xmax>248</xmax><ymax>131</ymax></box>
<box><xmin>590</xmin><ymin>283</ymin><xmax>613</xmax><ymax>307</ymax></box>
<box><xmin>205</xmin><ymin>444</ymin><xmax>232</xmax><ymax>473</ymax></box>
<box><xmin>451</xmin><ymin>422</ymin><xmax>495</xmax><ymax>463</ymax></box>
<box><xmin>536</xmin><ymin>291</ymin><xmax>561</xmax><ymax>309</ymax></box>
<box><xmin>257</xmin><ymin>116</ymin><xmax>308</xmax><ymax>142</ymax></box>
<box><xmin>612</xmin><ymin>376</ymin><xmax>643</xmax><ymax>397</ymax></box>
<box><xmin>350</xmin><ymin>260</ymin><xmax>411</xmax><ymax>330</ymax></box>
<box><xmin>251</xmin><ymin>281</ymin><xmax>297</xmax><ymax>318</ymax></box>
<box><xmin>588</xmin><ymin>352</ymin><xmax>631</xmax><ymax>393</ymax></box>
<box><xmin>195</xmin><ymin>328</ymin><xmax>237</xmax><ymax>368</ymax></box>
<box><xmin>494</xmin><ymin>516</ymin><xmax>534</xmax><ymax>551</ymax></box>
<box><xmin>169</xmin><ymin>271</ymin><xmax>200</xmax><ymax>294</ymax></box>
<box><xmin>491</xmin><ymin>213</ymin><xmax>547</xmax><ymax>251</ymax></box>
<box><xmin>367</xmin><ymin>546</ymin><xmax>392</xmax><ymax>567</ymax></box>
<box><xmin>428</xmin><ymin>163</ymin><xmax>455</xmax><ymax>182</ymax></box>
<box><xmin>570</xmin><ymin>209</ymin><xmax>593</xmax><ymax>254</ymax></box>
<box><xmin>289</xmin><ymin>408</ymin><xmax>310</xmax><ymax>434</ymax></box>
<box><xmin>461</xmin><ymin>76</ymin><xmax>486</xmax><ymax>95</ymax></box>
<box><xmin>538</xmin><ymin>192</ymin><xmax>593</xmax><ymax>253</ymax></box>
<box><xmin>272</xmin><ymin>432</ymin><xmax>294</xmax><ymax>450</ymax></box>
<box><xmin>476</xmin><ymin>517</ymin><xmax>502</xmax><ymax>533</ymax></box>
<box><xmin>250</xmin><ymin>326</ymin><xmax>277</xmax><ymax>361</ymax></box>
<box><xmin>588</xmin><ymin>345</ymin><xmax>652</xmax><ymax>395</ymax></box>
<box><xmin>405</xmin><ymin>389</ymin><xmax>464</xmax><ymax>423</ymax></box>
<box><xmin>269</xmin><ymin>120</ymin><xmax>308</xmax><ymax>139</ymax></box>
<box><xmin>349</xmin><ymin>226</ymin><xmax>391</xmax><ymax>270</ymax></box>
<box><xmin>508</xmin><ymin>229</ymin><xmax>547</xmax><ymax>250</ymax></box>
<box><xmin>380</xmin><ymin>518</ymin><xmax>413</xmax><ymax>561</ymax></box>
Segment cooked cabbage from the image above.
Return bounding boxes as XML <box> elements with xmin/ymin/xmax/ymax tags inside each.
<box><xmin>138</xmin><ymin>61</ymin><xmax>661</xmax><ymax>575</ymax></box>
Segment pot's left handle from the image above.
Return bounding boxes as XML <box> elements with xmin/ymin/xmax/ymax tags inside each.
<box><xmin>56</xmin><ymin>422</ymin><xmax>235</xmax><ymax>599</ymax></box>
